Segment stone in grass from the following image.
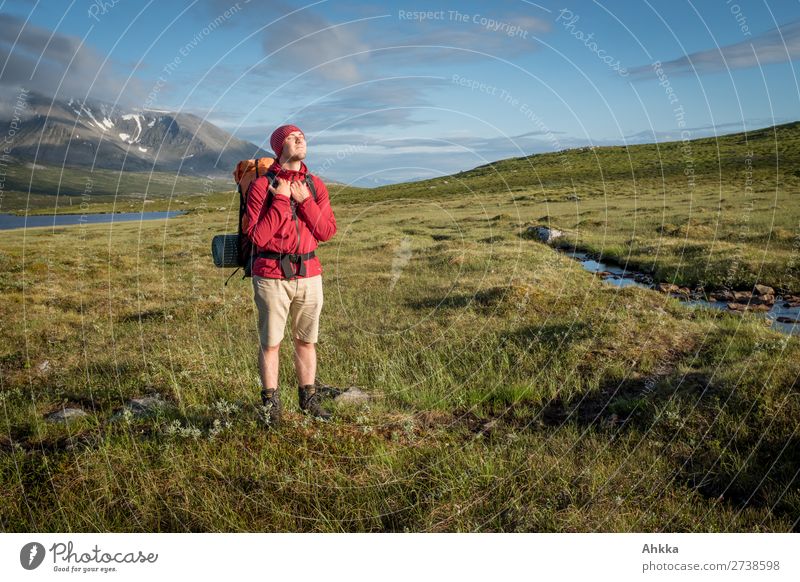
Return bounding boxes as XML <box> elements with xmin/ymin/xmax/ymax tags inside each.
<box><xmin>333</xmin><ymin>387</ymin><xmax>371</xmax><ymax>405</ymax></box>
<box><xmin>524</xmin><ymin>226</ymin><xmax>564</xmax><ymax>244</ymax></box>
<box><xmin>46</xmin><ymin>408</ymin><xmax>88</xmax><ymax>423</ymax></box>
<box><xmin>112</xmin><ymin>393</ymin><xmax>168</xmax><ymax>421</ymax></box>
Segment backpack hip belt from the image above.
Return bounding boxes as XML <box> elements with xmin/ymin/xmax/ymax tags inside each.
<box><xmin>256</xmin><ymin>250</ymin><xmax>316</xmax><ymax>279</ymax></box>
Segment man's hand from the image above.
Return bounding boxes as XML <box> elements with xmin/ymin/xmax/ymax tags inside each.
<box><xmin>289</xmin><ymin>180</ymin><xmax>311</xmax><ymax>204</ymax></box>
<box><xmin>268</xmin><ymin>177</ymin><xmax>291</xmax><ymax>198</ymax></box>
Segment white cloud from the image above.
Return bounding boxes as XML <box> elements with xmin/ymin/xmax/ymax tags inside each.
<box><xmin>630</xmin><ymin>18</ymin><xmax>800</xmax><ymax>77</ymax></box>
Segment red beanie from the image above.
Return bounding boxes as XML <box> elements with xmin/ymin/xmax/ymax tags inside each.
<box><xmin>270</xmin><ymin>124</ymin><xmax>304</xmax><ymax>160</ymax></box>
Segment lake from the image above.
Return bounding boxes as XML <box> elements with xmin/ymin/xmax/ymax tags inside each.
<box><xmin>0</xmin><ymin>211</ymin><xmax>186</xmax><ymax>230</ymax></box>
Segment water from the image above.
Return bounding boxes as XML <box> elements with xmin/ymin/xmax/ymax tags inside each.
<box><xmin>560</xmin><ymin>249</ymin><xmax>800</xmax><ymax>336</ymax></box>
<box><xmin>0</xmin><ymin>211</ymin><xmax>186</xmax><ymax>230</ymax></box>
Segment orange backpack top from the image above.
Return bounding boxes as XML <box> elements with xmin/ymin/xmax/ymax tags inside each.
<box><xmin>233</xmin><ymin>157</ymin><xmax>275</xmax><ymax>237</ymax></box>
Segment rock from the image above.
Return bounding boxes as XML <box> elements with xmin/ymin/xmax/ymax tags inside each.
<box><xmin>733</xmin><ymin>291</ymin><xmax>752</xmax><ymax>302</ymax></box>
<box><xmin>333</xmin><ymin>387</ymin><xmax>370</xmax><ymax>405</ymax></box>
<box><xmin>728</xmin><ymin>302</ymin><xmax>769</xmax><ymax>312</ymax></box>
<box><xmin>712</xmin><ymin>290</ymin><xmax>735</xmax><ymax>302</ymax></box>
<box><xmin>656</xmin><ymin>283</ymin><xmax>679</xmax><ymax>293</ymax></box>
<box><xmin>36</xmin><ymin>360</ymin><xmax>51</xmax><ymax>374</ymax></box>
<box><xmin>776</xmin><ymin>316</ymin><xmax>800</xmax><ymax>324</ymax></box>
<box><xmin>524</xmin><ymin>226</ymin><xmax>563</xmax><ymax>243</ymax></box>
<box><xmin>112</xmin><ymin>393</ymin><xmax>168</xmax><ymax>420</ymax></box>
<box><xmin>593</xmin><ymin>271</ymin><xmax>613</xmax><ymax>278</ymax></box>
<box><xmin>676</xmin><ymin>287</ymin><xmax>692</xmax><ymax>297</ymax></box>
<box><xmin>46</xmin><ymin>408</ymin><xmax>88</xmax><ymax>422</ymax></box>
<box><xmin>751</xmin><ymin>293</ymin><xmax>775</xmax><ymax>305</ymax></box>
<box><xmin>753</xmin><ymin>284</ymin><xmax>774</xmax><ymax>296</ymax></box>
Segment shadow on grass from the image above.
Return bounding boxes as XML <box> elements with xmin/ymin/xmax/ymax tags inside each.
<box><xmin>483</xmin><ymin>362</ymin><xmax>800</xmax><ymax>528</ymax></box>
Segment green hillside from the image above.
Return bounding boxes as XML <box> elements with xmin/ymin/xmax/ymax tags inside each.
<box><xmin>336</xmin><ymin>120</ymin><xmax>800</xmax><ymax>202</ymax></box>
<box><xmin>330</xmin><ymin>121</ymin><xmax>800</xmax><ymax>294</ymax></box>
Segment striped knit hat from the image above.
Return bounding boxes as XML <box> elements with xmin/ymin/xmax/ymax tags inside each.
<box><xmin>270</xmin><ymin>124</ymin><xmax>304</xmax><ymax>160</ymax></box>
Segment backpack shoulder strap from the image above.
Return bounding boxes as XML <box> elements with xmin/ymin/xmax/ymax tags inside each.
<box><xmin>304</xmin><ymin>173</ymin><xmax>318</xmax><ymax>202</ymax></box>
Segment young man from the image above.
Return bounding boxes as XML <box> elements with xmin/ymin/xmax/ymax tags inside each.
<box><xmin>244</xmin><ymin>124</ymin><xmax>337</xmax><ymax>427</ymax></box>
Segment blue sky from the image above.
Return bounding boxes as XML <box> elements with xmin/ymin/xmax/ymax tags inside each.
<box><xmin>1</xmin><ymin>0</ymin><xmax>799</xmax><ymax>185</ymax></box>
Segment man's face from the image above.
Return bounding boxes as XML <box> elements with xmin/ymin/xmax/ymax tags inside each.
<box><xmin>281</xmin><ymin>131</ymin><xmax>306</xmax><ymax>162</ymax></box>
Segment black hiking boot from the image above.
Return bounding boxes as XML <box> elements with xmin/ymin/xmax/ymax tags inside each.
<box><xmin>314</xmin><ymin>379</ymin><xmax>344</xmax><ymax>400</ymax></box>
<box><xmin>298</xmin><ymin>384</ymin><xmax>332</xmax><ymax>420</ymax></box>
<box><xmin>260</xmin><ymin>388</ymin><xmax>282</xmax><ymax>428</ymax></box>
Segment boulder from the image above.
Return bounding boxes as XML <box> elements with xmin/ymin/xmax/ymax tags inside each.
<box><xmin>751</xmin><ymin>294</ymin><xmax>775</xmax><ymax>305</ymax></box>
<box><xmin>711</xmin><ymin>290</ymin><xmax>735</xmax><ymax>302</ymax></box>
<box><xmin>46</xmin><ymin>408</ymin><xmax>88</xmax><ymax>422</ymax></box>
<box><xmin>656</xmin><ymin>283</ymin><xmax>679</xmax><ymax>293</ymax></box>
<box><xmin>753</xmin><ymin>284</ymin><xmax>774</xmax><ymax>296</ymax></box>
<box><xmin>525</xmin><ymin>226</ymin><xmax>563</xmax><ymax>243</ymax></box>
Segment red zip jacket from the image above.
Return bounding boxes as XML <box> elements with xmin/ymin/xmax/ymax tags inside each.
<box><xmin>244</xmin><ymin>160</ymin><xmax>337</xmax><ymax>279</ymax></box>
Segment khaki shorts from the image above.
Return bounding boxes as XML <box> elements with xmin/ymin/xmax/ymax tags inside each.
<box><xmin>252</xmin><ymin>274</ymin><xmax>324</xmax><ymax>348</ymax></box>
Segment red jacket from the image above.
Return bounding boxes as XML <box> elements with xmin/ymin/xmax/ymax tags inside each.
<box><xmin>244</xmin><ymin>160</ymin><xmax>337</xmax><ymax>279</ymax></box>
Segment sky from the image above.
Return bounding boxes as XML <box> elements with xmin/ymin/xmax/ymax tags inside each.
<box><xmin>1</xmin><ymin>0</ymin><xmax>799</xmax><ymax>185</ymax></box>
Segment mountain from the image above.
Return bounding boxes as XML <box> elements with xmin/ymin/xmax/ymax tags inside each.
<box><xmin>0</xmin><ymin>91</ymin><xmax>271</xmax><ymax>177</ymax></box>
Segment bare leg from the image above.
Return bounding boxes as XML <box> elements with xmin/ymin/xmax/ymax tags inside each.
<box><xmin>293</xmin><ymin>337</ymin><xmax>316</xmax><ymax>386</ymax></box>
<box><xmin>259</xmin><ymin>342</ymin><xmax>281</xmax><ymax>390</ymax></box>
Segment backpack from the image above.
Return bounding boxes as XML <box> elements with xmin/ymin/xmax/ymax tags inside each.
<box><xmin>211</xmin><ymin>157</ymin><xmax>317</xmax><ymax>285</ymax></box>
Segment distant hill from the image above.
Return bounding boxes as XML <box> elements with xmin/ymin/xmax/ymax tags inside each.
<box><xmin>333</xmin><ymin>120</ymin><xmax>800</xmax><ymax>203</ymax></box>
<box><xmin>0</xmin><ymin>91</ymin><xmax>271</xmax><ymax>178</ymax></box>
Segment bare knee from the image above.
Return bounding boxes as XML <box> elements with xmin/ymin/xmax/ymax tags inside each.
<box><xmin>261</xmin><ymin>341</ymin><xmax>281</xmax><ymax>354</ymax></box>
<box><xmin>293</xmin><ymin>337</ymin><xmax>314</xmax><ymax>348</ymax></box>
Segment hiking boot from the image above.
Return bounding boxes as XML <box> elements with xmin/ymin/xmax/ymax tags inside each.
<box><xmin>313</xmin><ymin>379</ymin><xmax>344</xmax><ymax>400</ymax></box>
<box><xmin>260</xmin><ymin>388</ymin><xmax>283</xmax><ymax>428</ymax></box>
<box><xmin>298</xmin><ymin>384</ymin><xmax>332</xmax><ymax>420</ymax></box>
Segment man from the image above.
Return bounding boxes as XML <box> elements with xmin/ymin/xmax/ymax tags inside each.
<box><xmin>244</xmin><ymin>124</ymin><xmax>337</xmax><ymax>427</ymax></box>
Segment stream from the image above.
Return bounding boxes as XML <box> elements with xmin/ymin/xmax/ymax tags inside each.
<box><xmin>558</xmin><ymin>248</ymin><xmax>800</xmax><ymax>336</ymax></box>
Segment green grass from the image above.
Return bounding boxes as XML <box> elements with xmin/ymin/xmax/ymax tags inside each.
<box><xmin>1</xmin><ymin>122</ymin><xmax>799</xmax><ymax>531</ymax></box>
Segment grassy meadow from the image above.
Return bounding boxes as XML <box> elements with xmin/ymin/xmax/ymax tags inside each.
<box><xmin>1</xmin><ymin>122</ymin><xmax>799</xmax><ymax>532</ymax></box>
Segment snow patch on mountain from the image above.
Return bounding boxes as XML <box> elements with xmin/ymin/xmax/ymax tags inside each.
<box><xmin>121</xmin><ymin>113</ymin><xmax>143</xmax><ymax>143</ymax></box>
